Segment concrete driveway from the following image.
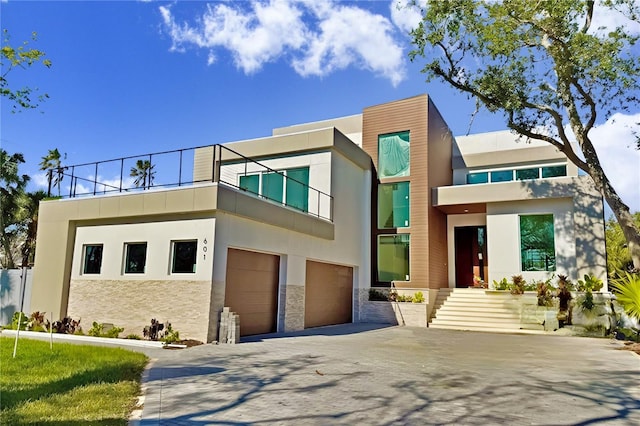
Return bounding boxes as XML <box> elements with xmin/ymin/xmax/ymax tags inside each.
<box><xmin>136</xmin><ymin>324</ymin><xmax>640</xmax><ymax>425</ymax></box>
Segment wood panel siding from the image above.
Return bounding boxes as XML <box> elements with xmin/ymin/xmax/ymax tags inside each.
<box><xmin>362</xmin><ymin>94</ymin><xmax>453</xmax><ymax>289</ymax></box>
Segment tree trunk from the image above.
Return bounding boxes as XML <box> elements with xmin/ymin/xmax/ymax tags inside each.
<box><xmin>580</xmin><ymin>135</ymin><xmax>640</xmax><ymax>270</ymax></box>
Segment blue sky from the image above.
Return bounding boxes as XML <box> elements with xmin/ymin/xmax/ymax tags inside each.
<box><xmin>1</xmin><ymin>0</ymin><xmax>639</xmax><ymax>212</ymax></box>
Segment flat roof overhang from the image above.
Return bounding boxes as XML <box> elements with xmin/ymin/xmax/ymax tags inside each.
<box><xmin>432</xmin><ymin>176</ymin><xmax>584</xmax><ymax>213</ymax></box>
<box><xmin>40</xmin><ymin>183</ymin><xmax>334</xmax><ymax>240</ymax></box>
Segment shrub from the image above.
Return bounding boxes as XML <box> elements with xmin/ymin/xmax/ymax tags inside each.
<box><xmin>52</xmin><ymin>316</ymin><xmax>81</xmax><ymax>334</ymax></box>
<box><xmin>536</xmin><ymin>280</ymin><xmax>555</xmax><ymax>307</ymax></box>
<box><xmin>9</xmin><ymin>312</ymin><xmax>28</xmax><ymax>330</ymax></box>
<box><xmin>413</xmin><ymin>291</ymin><xmax>425</xmax><ymax>303</ymax></box>
<box><xmin>161</xmin><ymin>323</ymin><xmax>180</xmax><ymax>344</ymax></box>
<box><xmin>87</xmin><ymin>322</ymin><xmax>124</xmax><ymax>338</ymax></box>
<box><xmin>125</xmin><ymin>334</ymin><xmax>142</xmax><ymax>340</ymax></box>
<box><xmin>577</xmin><ymin>274</ymin><xmax>604</xmax><ymax>292</ymax></box>
<box><xmin>611</xmin><ymin>272</ymin><xmax>640</xmax><ymax>321</ymax></box>
<box><xmin>510</xmin><ymin>275</ymin><xmax>526</xmax><ymax>295</ymax></box>
<box><xmin>493</xmin><ymin>278</ymin><xmax>509</xmax><ymax>291</ymax></box>
<box><xmin>369</xmin><ymin>288</ymin><xmax>388</xmax><ymax>301</ymax></box>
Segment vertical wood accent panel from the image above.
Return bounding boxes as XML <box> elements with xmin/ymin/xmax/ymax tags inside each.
<box><xmin>362</xmin><ymin>94</ymin><xmax>453</xmax><ymax>290</ymax></box>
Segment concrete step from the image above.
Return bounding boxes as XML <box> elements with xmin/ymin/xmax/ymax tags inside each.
<box><xmin>434</xmin><ymin>311</ymin><xmax>520</xmax><ymax>320</ymax></box>
<box><xmin>430</xmin><ymin>318</ymin><xmax>524</xmax><ymax>328</ymax></box>
<box><xmin>428</xmin><ymin>324</ymin><xmax>547</xmax><ymax>334</ymax></box>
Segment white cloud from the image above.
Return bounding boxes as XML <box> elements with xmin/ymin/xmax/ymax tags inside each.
<box><xmin>589</xmin><ymin>1</ymin><xmax>640</xmax><ymax>36</ymax></box>
<box><xmin>389</xmin><ymin>0</ymin><xmax>425</xmax><ymax>34</ymax></box>
<box><xmin>33</xmin><ymin>173</ymin><xmax>49</xmax><ymax>189</ymax></box>
<box><xmin>589</xmin><ymin>113</ymin><xmax>640</xmax><ymax>212</ymax></box>
<box><xmin>159</xmin><ymin>0</ymin><xmax>406</xmax><ymax>85</ymax></box>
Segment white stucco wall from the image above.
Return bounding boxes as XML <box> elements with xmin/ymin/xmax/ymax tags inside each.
<box><xmin>211</xmin><ymin>150</ymin><xmax>371</xmax><ymax>330</ymax></box>
<box><xmin>487</xmin><ymin>198</ymin><xmax>575</xmax><ymax>284</ymax></box>
<box><xmin>71</xmin><ymin>218</ymin><xmax>215</xmax><ymax>281</ymax></box>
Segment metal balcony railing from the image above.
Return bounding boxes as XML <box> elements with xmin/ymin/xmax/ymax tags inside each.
<box><xmin>45</xmin><ymin>144</ymin><xmax>333</xmax><ymax>221</ymax></box>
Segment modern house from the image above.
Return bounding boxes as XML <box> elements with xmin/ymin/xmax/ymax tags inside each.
<box><xmin>29</xmin><ymin>94</ymin><xmax>607</xmax><ymax>341</ymax></box>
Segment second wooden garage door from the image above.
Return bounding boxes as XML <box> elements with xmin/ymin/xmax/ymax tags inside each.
<box><xmin>305</xmin><ymin>260</ymin><xmax>353</xmax><ymax>328</ymax></box>
<box><xmin>225</xmin><ymin>248</ymin><xmax>279</xmax><ymax>336</ymax></box>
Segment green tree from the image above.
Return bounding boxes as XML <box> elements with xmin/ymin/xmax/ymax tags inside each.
<box><xmin>1</xmin><ymin>30</ymin><xmax>52</xmax><ymax>112</ymax></box>
<box><xmin>606</xmin><ymin>213</ymin><xmax>640</xmax><ymax>277</ymax></box>
<box><xmin>130</xmin><ymin>160</ymin><xmax>155</xmax><ymax>189</ymax></box>
<box><xmin>0</xmin><ymin>149</ymin><xmax>29</xmax><ymax>268</ymax></box>
<box><xmin>39</xmin><ymin>148</ymin><xmax>65</xmax><ymax>196</ymax></box>
<box><xmin>409</xmin><ymin>0</ymin><xmax>640</xmax><ymax>269</ymax></box>
<box><xmin>16</xmin><ymin>190</ymin><xmax>48</xmax><ymax>267</ymax></box>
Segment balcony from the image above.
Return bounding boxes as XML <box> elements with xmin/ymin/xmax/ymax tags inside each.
<box><xmin>44</xmin><ymin>144</ymin><xmax>333</xmax><ymax>222</ymax></box>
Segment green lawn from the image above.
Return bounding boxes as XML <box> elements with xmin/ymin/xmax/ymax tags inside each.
<box><xmin>0</xmin><ymin>336</ymin><xmax>148</xmax><ymax>425</ymax></box>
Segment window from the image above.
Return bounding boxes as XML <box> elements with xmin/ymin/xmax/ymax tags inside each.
<box><xmin>82</xmin><ymin>244</ymin><xmax>103</xmax><ymax>274</ymax></box>
<box><xmin>516</xmin><ymin>168</ymin><xmax>539</xmax><ymax>180</ymax></box>
<box><xmin>378</xmin><ymin>234</ymin><xmax>410</xmax><ymax>281</ymax></box>
<box><xmin>172</xmin><ymin>240</ymin><xmax>197</xmax><ymax>273</ymax></box>
<box><xmin>238</xmin><ymin>167</ymin><xmax>310</xmax><ymax>212</ymax></box>
<box><xmin>378</xmin><ymin>131</ymin><xmax>410</xmax><ymax>178</ymax></box>
<box><xmin>285</xmin><ymin>167</ymin><xmax>309</xmax><ymax>212</ymax></box>
<box><xmin>378</xmin><ymin>182</ymin><xmax>410</xmax><ymax>228</ymax></box>
<box><xmin>239</xmin><ymin>174</ymin><xmax>259</xmax><ymax>194</ymax></box>
<box><xmin>542</xmin><ymin>165</ymin><xmax>567</xmax><ymax>178</ymax></box>
<box><xmin>491</xmin><ymin>170</ymin><xmax>513</xmax><ymax>182</ymax></box>
<box><xmin>467</xmin><ymin>172</ymin><xmax>488</xmax><ymax>184</ymax></box>
<box><xmin>124</xmin><ymin>243</ymin><xmax>147</xmax><ymax>274</ymax></box>
<box><xmin>520</xmin><ymin>215</ymin><xmax>556</xmax><ymax>271</ymax></box>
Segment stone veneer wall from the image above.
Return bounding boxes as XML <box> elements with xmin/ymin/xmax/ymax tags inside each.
<box><xmin>361</xmin><ymin>301</ymin><xmax>428</xmax><ymax>327</ymax></box>
<box><xmin>284</xmin><ymin>284</ymin><xmax>305</xmax><ymax>331</ymax></box>
<box><xmin>68</xmin><ymin>279</ymin><xmax>212</xmax><ymax>342</ymax></box>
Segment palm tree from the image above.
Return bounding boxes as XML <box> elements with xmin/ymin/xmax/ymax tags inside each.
<box><xmin>39</xmin><ymin>148</ymin><xmax>65</xmax><ymax>196</ymax></box>
<box><xmin>130</xmin><ymin>159</ymin><xmax>155</xmax><ymax>190</ymax></box>
<box><xmin>1</xmin><ymin>149</ymin><xmax>29</xmax><ymax>268</ymax></box>
<box><xmin>16</xmin><ymin>190</ymin><xmax>48</xmax><ymax>267</ymax></box>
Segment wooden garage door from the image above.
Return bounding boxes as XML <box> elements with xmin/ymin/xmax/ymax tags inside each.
<box><xmin>225</xmin><ymin>248</ymin><xmax>279</xmax><ymax>336</ymax></box>
<box><xmin>305</xmin><ymin>260</ymin><xmax>353</xmax><ymax>328</ymax></box>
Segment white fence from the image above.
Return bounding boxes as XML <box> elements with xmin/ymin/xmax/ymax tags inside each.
<box><xmin>0</xmin><ymin>269</ymin><xmax>32</xmax><ymax>326</ymax></box>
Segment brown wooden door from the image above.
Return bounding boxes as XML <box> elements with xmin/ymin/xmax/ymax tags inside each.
<box><xmin>225</xmin><ymin>248</ymin><xmax>279</xmax><ymax>336</ymax></box>
<box><xmin>305</xmin><ymin>261</ymin><xmax>353</xmax><ymax>328</ymax></box>
<box><xmin>455</xmin><ymin>226</ymin><xmax>487</xmax><ymax>288</ymax></box>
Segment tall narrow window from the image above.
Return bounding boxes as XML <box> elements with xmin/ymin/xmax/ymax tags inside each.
<box><xmin>285</xmin><ymin>167</ymin><xmax>309</xmax><ymax>212</ymax></box>
<box><xmin>378</xmin><ymin>131</ymin><xmax>410</xmax><ymax>178</ymax></box>
<box><xmin>377</xmin><ymin>234</ymin><xmax>410</xmax><ymax>282</ymax></box>
<box><xmin>172</xmin><ymin>240</ymin><xmax>197</xmax><ymax>273</ymax></box>
<box><xmin>124</xmin><ymin>242</ymin><xmax>147</xmax><ymax>274</ymax></box>
<box><xmin>520</xmin><ymin>215</ymin><xmax>556</xmax><ymax>271</ymax></box>
<box><xmin>378</xmin><ymin>182</ymin><xmax>410</xmax><ymax>228</ymax></box>
<box><xmin>83</xmin><ymin>244</ymin><xmax>103</xmax><ymax>274</ymax></box>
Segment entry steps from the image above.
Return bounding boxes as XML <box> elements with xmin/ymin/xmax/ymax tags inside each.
<box><xmin>429</xmin><ymin>288</ymin><xmax>546</xmax><ymax>333</ymax></box>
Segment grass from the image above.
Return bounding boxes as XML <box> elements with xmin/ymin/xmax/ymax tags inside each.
<box><xmin>0</xmin><ymin>337</ymin><xmax>148</xmax><ymax>425</ymax></box>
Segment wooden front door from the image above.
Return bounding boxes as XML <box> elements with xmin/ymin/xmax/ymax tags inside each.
<box><xmin>454</xmin><ymin>226</ymin><xmax>487</xmax><ymax>288</ymax></box>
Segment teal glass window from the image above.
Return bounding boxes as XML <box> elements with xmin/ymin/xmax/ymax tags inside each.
<box><xmin>542</xmin><ymin>165</ymin><xmax>567</xmax><ymax>178</ymax></box>
<box><xmin>172</xmin><ymin>240</ymin><xmax>197</xmax><ymax>273</ymax></box>
<box><xmin>378</xmin><ymin>182</ymin><xmax>410</xmax><ymax>228</ymax></box>
<box><xmin>285</xmin><ymin>167</ymin><xmax>309</xmax><ymax>212</ymax></box>
<box><xmin>377</xmin><ymin>234</ymin><xmax>410</xmax><ymax>281</ymax></box>
<box><xmin>467</xmin><ymin>172</ymin><xmax>488</xmax><ymax>184</ymax></box>
<box><xmin>520</xmin><ymin>215</ymin><xmax>556</xmax><ymax>271</ymax></box>
<box><xmin>83</xmin><ymin>244</ymin><xmax>103</xmax><ymax>274</ymax></box>
<box><xmin>262</xmin><ymin>172</ymin><xmax>284</xmax><ymax>203</ymax></box>
<box><xmin>239</xmin><ymin>174</ymin><xmax>259</xmax><ymax>194</ymax></box>
<box><xmin>516</xmin><ymin>168</ymin><xmax>539</xmax><ymax>180</ymax></box>
<box><xmin>378</xmin><ymin>131</ymin><xmax>410</xmax><ymax>178</ymax></box>
<box><xmin>491</xmin><ymin>170</ymin><xmax>513</xmax><ymax>182</ymax></box>
<box><xmin>124</xmin><ymin>243</ymin><xmax>147</xmax><ymax>274</ymax></box>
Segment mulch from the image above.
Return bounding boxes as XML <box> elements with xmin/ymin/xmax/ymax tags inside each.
<box><xmin>617</xmin><ymin>341</ymin><xmax>640</xmax><ymax>355</ymax></box>
<box><xmin>161</xmin><ymin>339</ymin><xmax>204</xmax><ymax>350</ymax></box>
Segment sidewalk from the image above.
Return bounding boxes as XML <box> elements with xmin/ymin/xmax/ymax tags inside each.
<box><xmin>135</xmin><ymin>325</ymin><xmax>640</xmax><ymax>425</ymax></box>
